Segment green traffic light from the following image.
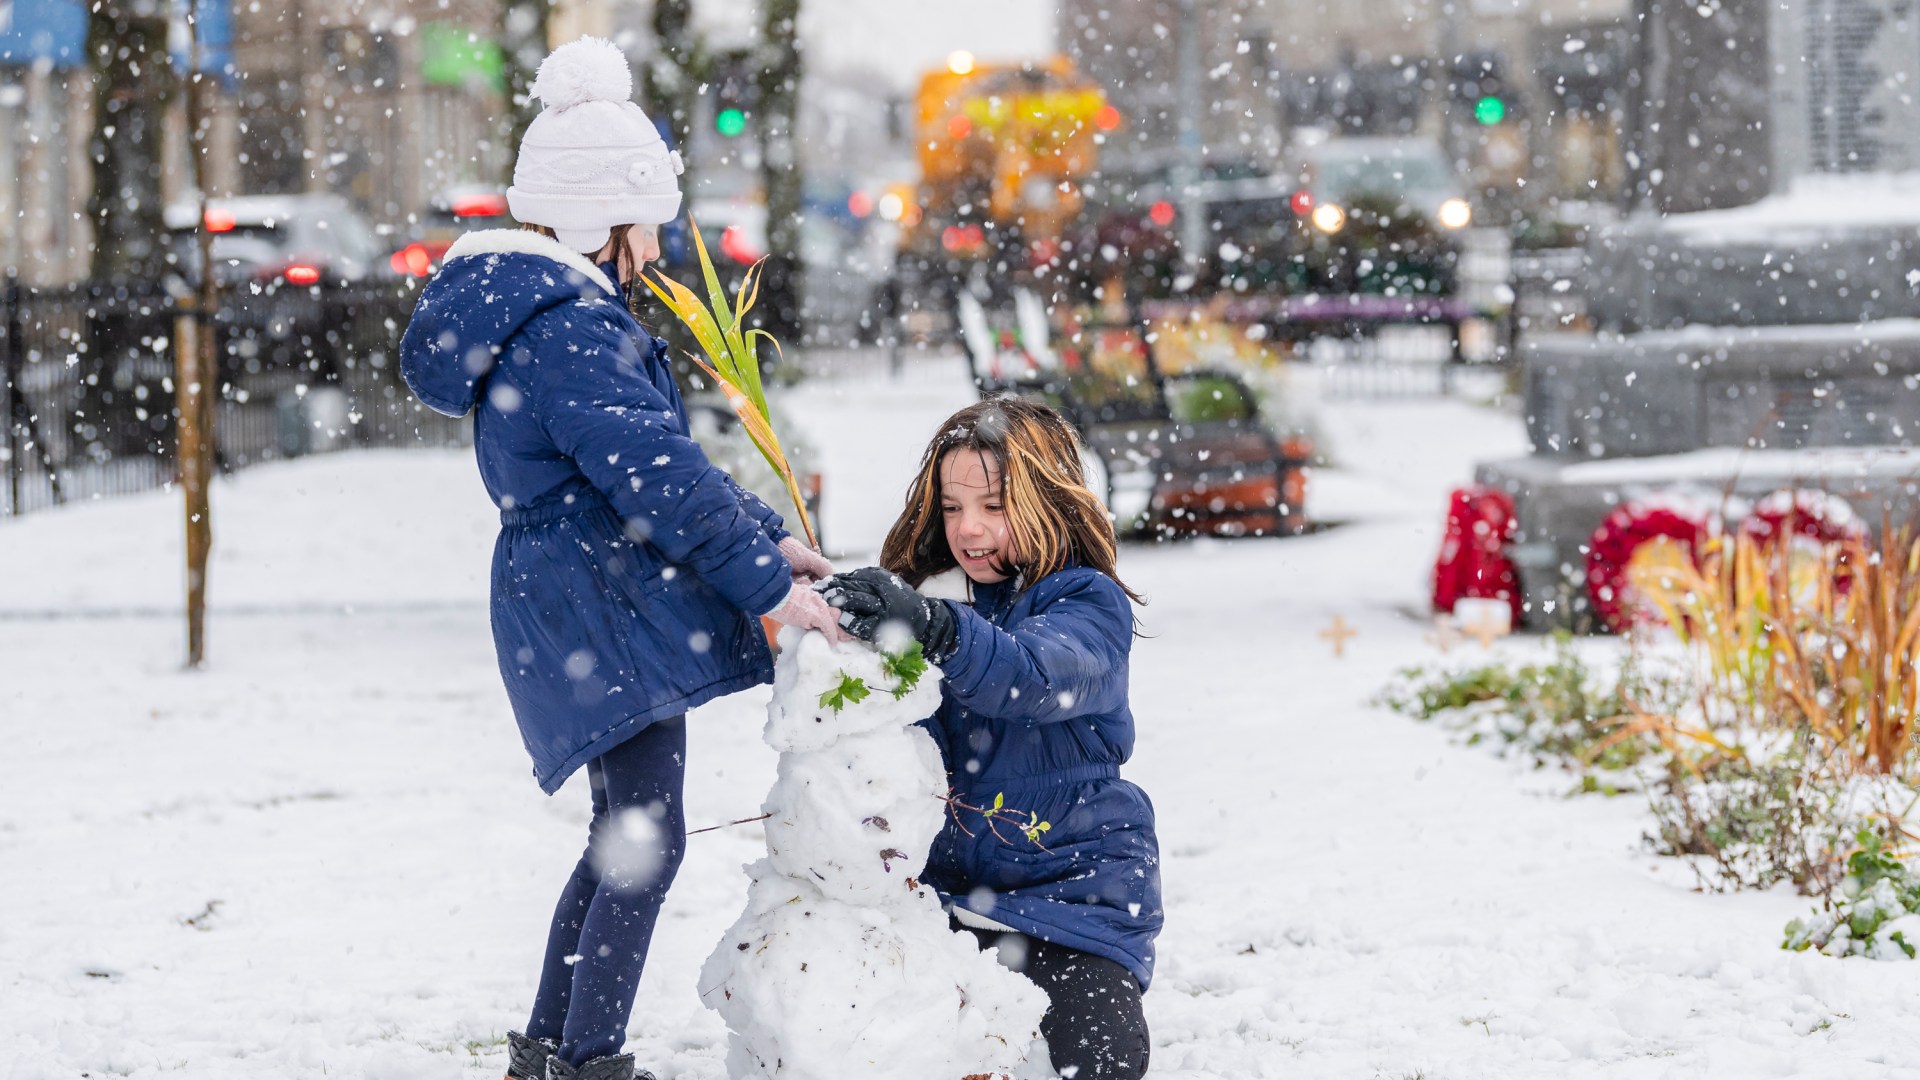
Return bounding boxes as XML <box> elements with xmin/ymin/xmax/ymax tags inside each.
<box><xmin>716</xmin><ymin>107</ymin><xmax>747</xmax><ymax>137</ymax></box>
<box><xmin>1474</xmin><ymin>96</ymin><xmax>1506</xmax><ymax>125</ymax></box>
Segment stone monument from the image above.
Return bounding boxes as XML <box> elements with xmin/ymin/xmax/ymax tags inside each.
<box><xmin>1474</xmin><ymin>0</ymin><xmax>1920</xmax><ymax>628</ymax></box>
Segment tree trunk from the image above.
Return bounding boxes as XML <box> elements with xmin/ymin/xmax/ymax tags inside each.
<box><xmin>644</xmin><ymin>0</ymin><xmax>702</xmax><ymax>162</ymax></box>
<box><xmin>501</xmin><ymin>0</ymin><xmax>552</xmax><ymax>162</ymax></box>
<box><xmin>757</xmin><ymin>0</ymin><xmax>804</xmax><ymax>345</ymax></box>
<box><xmin>86</xmin><ymin>3</ymin><xmax>174</xmax><ymax>281</ymax></box>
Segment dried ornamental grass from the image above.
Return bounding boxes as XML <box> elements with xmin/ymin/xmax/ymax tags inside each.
<box><xmin>1626</xmin><ymin>526</ymin><xmax>1920</xmax><ymax>782</ymax></box>
<box><xmin>1766</xmin><ymin>527</ymin><xmax>1920</xmax><ymax>778</ymax></box>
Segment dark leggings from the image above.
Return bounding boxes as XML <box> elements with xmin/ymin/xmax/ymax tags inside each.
<box><xmin>965</xmin><ymin>926</ymin><xmax>1151</xmax><ymax>1080</ymax></box>
<box><xmin>527</xmin><ymin>717</ymin><xmax>688</xmax><ymax>1067</ymax></box>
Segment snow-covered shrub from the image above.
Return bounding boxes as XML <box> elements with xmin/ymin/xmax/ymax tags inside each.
<box><xmin>1377</xmin><ymin>632</ymin><xmax>1901</xmax><ymax>894</ymax></box>
<box><xmin>1784</xmin><ymin>831</ymin><xmax>1920</xmax><ymax>960</ymax></box>
<box><xmin>1643</xmin><ymin>734</ymin><xmax>1899</xmax><ymax>894</ymax></box>
<box><xmin>1376</xmin><ymin>633</ymin><xmax>1666</xmax><ymax>792</ymax></box>
<box><xmin>701</xmin><ymin>627</ymin><xmax>1047</xmax><ymax>1079</ymax></box>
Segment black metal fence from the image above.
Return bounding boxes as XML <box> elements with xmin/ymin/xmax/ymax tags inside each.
<box><xmin>2</xmin><ymin>277</ymin><xmax>466</xmax><ymax>517</ymax></box>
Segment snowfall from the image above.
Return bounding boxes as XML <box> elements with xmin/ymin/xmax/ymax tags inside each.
<box><xmin>6</xmin><ymin>352</ymin><xmax>1920</xmax><ymax>1079</ymax></box>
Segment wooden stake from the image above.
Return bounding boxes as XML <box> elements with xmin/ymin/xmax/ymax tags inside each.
<box><xmin>179</xmin><ymin>10</ymin><xmax>219</xmax><ymax>668</ymax></box>
<box><xmin>175</xmin><ymin>303</ymin><xmax>210</xmax><ymax>667</ymax></box>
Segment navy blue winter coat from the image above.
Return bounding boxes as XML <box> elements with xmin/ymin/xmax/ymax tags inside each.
<box><xmin>921</xmin><ymin>567</ymin><xmax>1164</xmax><ymax>989</ymax></box>
<box><xmin>399</xmin><ymin>230</ymin><xmax>793</xmax><ymax>793</ymax></box>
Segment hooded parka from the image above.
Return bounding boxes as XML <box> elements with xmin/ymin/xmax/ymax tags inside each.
<box><xmin>921</xmin><ymin>567</ymin><xmax>1164</xmax><ymax>989</ymax></box>
<box><xmin>400</xmin><ymin>229</ymin><xmax>792</xmax><ymax>793</ymax></box>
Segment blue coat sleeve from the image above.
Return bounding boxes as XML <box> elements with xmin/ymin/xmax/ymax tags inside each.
<box><xmin>525</xmin><ymin>301</ymin><xmax>793</xmax><ymax>617</ymax></box>
<box><xmin>723</xmin><ymin>473</ymin><xmax>792</xmax><ymax>545</ymax></box>
<box><xmin>937</xmin><ymin>573</ymin><xmax>1133</xmax><ymax>724</ymax></box>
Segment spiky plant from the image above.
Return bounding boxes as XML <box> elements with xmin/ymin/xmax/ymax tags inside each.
<box><xmin>643</xmin><ymin>218</ymin><xmax>819</xmax><ymax>550</ymax></box>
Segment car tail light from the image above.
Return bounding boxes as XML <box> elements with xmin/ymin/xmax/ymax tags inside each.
<box><xmin>204</xmin><ymin>208</ymin><xmax>237</xmax><ymax>233</ymax></box>
<box><xmin>451</xmin><ymin>192</ymin><xmax>509</xmax><ymax>218</ymax></box>
<box><xmin>719</xmin><ymin>225</ymin><xmax>763</xmax><ymax>264</ymax></box>
<box><xmin>1280</xmin><ymin>434</ymin><xmax>1314</xmax><ymax>461</ymax></box>
<box><xmin>1288</xmin><ymin>190</ymin><xmax>1313</xmax><ymax>216</ymax></box>
<box><xmin>284</xmin><ymin>264</ymin><xmax>322</xmax><ymax>286</ymax></box>
<box><xmin>940</xmin><ymin>224</ymin><xmax>986</xmax><ymax>253</ymax></box>
<box><xmin>390</xmin><ymin>244</ymin><xmax>434</xmax><ymax>277</ymax></box>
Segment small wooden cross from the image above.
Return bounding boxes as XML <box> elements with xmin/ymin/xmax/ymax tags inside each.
<box><xmin>1425</xmin><ymin>615</ymin><xmax>1461</xmax><ymax>654</ymax></box>
<box><xmin>1319</xmin><ymin>615</ymin><xmax>1358</xmax><ymax>657</ymax></box>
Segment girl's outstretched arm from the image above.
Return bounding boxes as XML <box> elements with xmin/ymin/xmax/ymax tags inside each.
<box><xmin>938</xmin><ymin>572</ymin><xmax>1133</xmax><ymax>725</ymax></box>
<box><xmin>721</xmin><ymin>472</ymin><xmax>791</xmax><ymax>543</ymax></box>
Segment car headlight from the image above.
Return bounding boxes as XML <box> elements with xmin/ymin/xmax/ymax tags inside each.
<box><xmin>1311</xmin><ymin>203</ymin><xmax>1347</xmax><ymax>234</ymax></box>
<box><xmin>1437</xmin><ymin>198</ymin><xmax>1472</xmax><ymax>230</ymax></box>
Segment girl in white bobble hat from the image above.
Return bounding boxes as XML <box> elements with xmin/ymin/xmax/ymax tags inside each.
<box><xmin>399</xmin><ymin>36</ymin><xmax>842</xmax><ymax>1080</ymax></box>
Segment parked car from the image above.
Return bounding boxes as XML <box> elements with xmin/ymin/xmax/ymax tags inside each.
<box><xmin>385</xmin><ymin>186</ymin><xmax>515</xmax><ymax>278</ymax></box>
<box><xmin>163</xmin><ymin>193</ymin><xmax>395</xmax><ymax>380</ymax></box>
<box><xmin>1287</xmin><ymin>135</ymin><xmax>1472</xmax><ymax>296</ymax></box>
<box><xmin>165</xmin><ymin>192</ymin><xmax>388</xmax><ymax>289</ymax></box>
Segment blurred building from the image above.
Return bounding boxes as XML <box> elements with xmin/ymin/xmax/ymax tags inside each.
<box><xmin>1</xmin><ymin>0</ymin><xmax>536</xmax><ymax>283</ymax></box>
<box><xmin>1059</xmin><ymin>0</ymin><xmax>1636</xmax><ymax>211</ymax></box>
<box><xmin>227</xmin><ymin>0</ymin><xmax>514</xmax><ymax>225</ymax></box>
<box><xmin>1</xmin><ymin>0</ymin><xmax>99</xmax><ymax>282</ymax></box>
<box><xmin>1768</xmin><ymin>0</ymin><xmax>1920</xmax><ymax>180</ymax></box>
<box><xmin>1059</xmin><ymin>0</ymin><xmax>1283</xmax><ymax>179</ymax></box>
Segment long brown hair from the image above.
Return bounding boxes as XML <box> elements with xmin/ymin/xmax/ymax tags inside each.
<box><xmin>521</xmin><ymin>222</ymin><xmax>641</xmax><ymax>286</ymax></box>
<box><xmin>879</xmin><ymin>397</ymin><xmax>1143</xmax><ymax>605</ymax></box>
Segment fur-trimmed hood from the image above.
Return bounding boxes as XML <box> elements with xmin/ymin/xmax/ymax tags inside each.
<box><xmin>399</xmin><ymin>229</ymin><xmax>620</xmax><ymax>418</ymax></box>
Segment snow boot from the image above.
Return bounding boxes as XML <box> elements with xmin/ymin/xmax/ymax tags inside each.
<box><xmin>504</xmin><ymin>1032</ymin><xmax>556</xmax><ymax>1080</ymax></box>
<box><xmin>543</xmin><ymin>1053</ymin><xmax>653</xmax><ymax>1080</ymax></box>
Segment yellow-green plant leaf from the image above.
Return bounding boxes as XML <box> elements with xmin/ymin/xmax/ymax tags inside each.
<box><xmin>688</xmin><ymin>218</ymin><xmax>738</xmax><ymax>340</ymax></box>
<box><xmin>640</xmin><ymin>219</ymin><xmax>818</xmax><ymax>552</ymax></box>
<box><xmin>741</xmin><ymin>328</ymin><xmax>781</xmax><ymax>419</ymax></box>
<box><xmin>641</xmin><ymin>272</ymin><xmax>730</xmax><ymax>370</ymax></box>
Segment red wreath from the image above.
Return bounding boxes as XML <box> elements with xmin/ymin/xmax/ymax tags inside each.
<box><xmin>1432</xmin><ymin>485</ymin><xmax>1523</xmax><ymax>624</ymax></box>
<box><xmin>1741</xmin><ymin>489</ymin><xmax>1868</xmax><ymax>593</ymax></box>
<box><xmin>1586</xmin><ymin>500</ymin><xmax>1715</xmax><ymax>633</ymax></box>
<box><xmin>1740</xmin><ymin>490</ymin><xmax>1866</xmax><ymax>547</ymax></box>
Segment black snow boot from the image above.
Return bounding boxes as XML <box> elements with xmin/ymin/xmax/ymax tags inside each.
<box><xmin>504</xmin><ymin>1032</ymin><xmax>556</xmax><ymax>1080</ymax></box>
<box><xmin>543</xmin><ymin>1053</ymin><xmax>654</xmax><ymax>1080</ymax></box>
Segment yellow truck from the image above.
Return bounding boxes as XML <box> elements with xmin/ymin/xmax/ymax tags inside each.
<box><xmin>901</xmin><ymin>55</ymin><xmax>1114</xmax><ymax>287</ymax></box>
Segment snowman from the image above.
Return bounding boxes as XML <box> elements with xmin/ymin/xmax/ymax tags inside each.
<box><xmin>698</xmin><ymin>589</ymin><xmax>1050</xmax><ymax>1080</ymax></box>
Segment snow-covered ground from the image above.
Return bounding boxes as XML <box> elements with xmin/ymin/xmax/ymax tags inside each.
<box><xmin>6</xmin><ymin>352</ymin><xmax>1919</xmax><ymax>1079</ymax></box>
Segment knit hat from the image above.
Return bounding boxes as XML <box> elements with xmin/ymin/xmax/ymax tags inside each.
<box><xmin>506</xmin><ymin>37</ymin><xmax>685</xmax><ymax>253</ymax></box>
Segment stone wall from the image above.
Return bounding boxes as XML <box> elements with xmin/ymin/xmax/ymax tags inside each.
<box><xmin>1523</xmin><ymin>324</ymin><xmax>1920</xmax><ymax>460</ymax></box>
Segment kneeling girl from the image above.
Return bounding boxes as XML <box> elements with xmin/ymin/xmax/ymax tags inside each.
<box><xmin>822</xmin><ymin>398</ymin><xmax>1161</xmax><ymax>1080</ymax></box>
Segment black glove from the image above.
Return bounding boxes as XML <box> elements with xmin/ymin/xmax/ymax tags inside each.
<box><xmin>819</xmin><ymin>566</ymin><xmax>958</xmax><ymax>662</ymax></box>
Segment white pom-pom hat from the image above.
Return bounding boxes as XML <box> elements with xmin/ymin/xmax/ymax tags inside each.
<box><xmin>506</xmin><ymin>36</ymin><xmax>685</xmax><ymax>253</ymax></box>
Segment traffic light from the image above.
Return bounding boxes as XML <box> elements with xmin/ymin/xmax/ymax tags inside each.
<box><xmin>713</xmin><ymin>50</ymin><xmax>755</xmax><ymax>138</ymax></box>
<box><xmin>1451</xmin><ymin>51</ymin><xmax>1511</xmax><ymax>125</ymax></box>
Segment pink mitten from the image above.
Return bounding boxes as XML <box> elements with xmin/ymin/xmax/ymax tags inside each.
<box><xmin>762</xmin><ymin>582</ymin><xmax>849</xmax><ymax>641</ymax></box>
<box><xmin>778</xmin><ymin>536</ymin><xmax>835</xmax><ymax>584</ymax></box>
